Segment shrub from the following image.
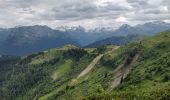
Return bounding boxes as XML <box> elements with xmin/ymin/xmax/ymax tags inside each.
<box><xmin>162</xmin><ymin>74</ymin><xmax>170</xmax><ymax>82</ymax></box>
<box><xmin>63</xmin><ymin>48</ymin><xmax>88</xmax><ymax>61</ymax></box>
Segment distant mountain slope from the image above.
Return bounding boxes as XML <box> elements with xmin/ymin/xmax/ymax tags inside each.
<box><xmin>86</xmin><ymin>22</ymin><xmax>170</xmax><ymax>47</ymax></box>
<box><xmin>0</xmin><ymin>25</ymin><xmax>78</xmax><ymax>55</ymax></box>
<box><xmin>0</xmin><ymin>21</ymin><xmax>170</xmax><ymax>56</ymax></box>
<box><xmin>114</xmin><ymin>21</ymin><xmax>170</xmax><ymax>35</ymax></box>
<box><xmin>86</xmin><ymin>34</ymin><xmax>146</xmax><ymax>47</ymax></box>
<box><xmin>59</xmin><ymin>21</ymin><xmax>170</xmax><ymax>46</ymax></box>
<box><xmin>0</xmin><ymin>55</ymin><xmax>19</xmax><ymax>62</ymax></box>
<box><xmin>0</xmin><ymin>30</ymin><xmax>170</xmax><ymax>100</ymax></box>
<box><xmin>61</xmin><ymin>26</ymin><xmax>115</xmax><ymax>46</ymax></box>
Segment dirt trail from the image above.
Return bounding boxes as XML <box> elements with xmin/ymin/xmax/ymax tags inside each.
<box><xmin>108</xmin><ymin>54</ymin><xmax>139</xmax><ymax>91</ymax></box>
<box><xmin>77</xmin><ymin>46</ymin><xmax>120</xmax><ymax>79</ymax></box>
<box><xmin>77</xmin><ymin>54</ymin><xmax>104</xmax><ymax>78</ymax></box>
<box><xmin>70</xmin><ymin>46</ymin><xmax>120</xmax><ymax>85</ymax></box>
<box><xmin>105</xmin><ymin>46</ymin><xmax>120</xmax><ymax>55</ymax></box>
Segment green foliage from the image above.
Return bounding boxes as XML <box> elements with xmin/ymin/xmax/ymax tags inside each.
<box><xmin>86</xmin><ymin>30</ymin><xmax>170</xmax><ymax>99</ymax></box>
<box><xmin>63</xmin><ymin>48</ymin><xmax>88</xmax><ymax>61</ymax></box>
<box><xmin>97</xmin><ymin>46</ymin><xmax>107</xmax><ymax>53</ymax></box>
<box><xmin>0</xmin><ymin>30</ymin><xmax>170</xmax><ymax>100</ymax></box>
<box><xmin>101</xmin><ymin>55</ymin><xmax>117</xmax><ymax>67</ymax></box>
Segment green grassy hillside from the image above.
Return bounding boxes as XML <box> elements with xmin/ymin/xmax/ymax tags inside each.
<box><xmin>86</xmin><ymin>30</ymin><xmax>170</xmax><ymax>100</ymax></box>
<box><xmin>0</xmin><ymin>30</ymin><xmax>170</xmax><ymax>100</ymax></box>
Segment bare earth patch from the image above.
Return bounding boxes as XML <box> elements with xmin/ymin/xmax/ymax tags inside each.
<box><xmin>108</xmin><ymin>54</ymin><xmax>139</xmax><ymax>91</ymax></box>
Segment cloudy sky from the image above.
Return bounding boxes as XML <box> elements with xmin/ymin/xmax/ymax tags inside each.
<box><xmin>0</xmin><ymin>0</ymin><xmax>170</xmax><ymax>29</ymax></box>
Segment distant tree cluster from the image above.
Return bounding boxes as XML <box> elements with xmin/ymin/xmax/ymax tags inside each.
<box><xmin>63</xmin><ymin>48</ymin><xmax>88</xmax><ymax>61</ymax></box>
<box><xmin>97</xmin><ymin>46</ymin><xmax>107</xmax><ymax>53</ymax></box>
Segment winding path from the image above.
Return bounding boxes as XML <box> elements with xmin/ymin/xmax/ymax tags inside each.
<box><xmin>77</xmin><ymin>46</ymin><xmax>120</xmax><ymax>79</ymax></box>
<box><xmin>77</xmin><ymin>54</ymin><xmax>104</xmax><ymax>78</ymax></box>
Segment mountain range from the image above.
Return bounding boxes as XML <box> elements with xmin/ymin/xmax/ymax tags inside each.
<box><xmin>0</xmin><ymin>21</ymin><xmax>170</xmax><ymax>55</ymax></box>
<box><xmin>0</xmin><ymin>25</ymin><xmax>77</xmax><ymax>55</ymax></box>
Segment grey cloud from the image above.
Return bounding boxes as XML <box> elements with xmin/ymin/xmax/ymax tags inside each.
<box><xmin>127</xmin><ymin>0</ymin><xmax>148</xmax><ymax>6</ymax></box>
<box><xmin>100</xmin><ymin>3</ymin><xmax>131</xmax><ymax>11</ymax></box>
<box><xmin>162</xmin><ymin>0</ymin><xmax>170</xmax><ymax>5</ymax></box>
<box><xmin>129</xmin><ymin>13</ymin><xmax>170</xmax><ymax>21</ymax></box>
<box><xmin>0</xmin><ymin>0</ymin><xmax>170</xmax><ymax>28</ymax></box>
<box><xmin>139</xmin><ymin>8</ymin><xmax>169</xmax><ymax>14</ymax></box>
<box><xmin>36</xmin><ymin>1</ymin><xmax>124</xmax><ymax>21</ymax></box>
<box><xmin>4</xmin><ymin>0</ymin><xmax>38</xmax><ymax>8</ymax></box>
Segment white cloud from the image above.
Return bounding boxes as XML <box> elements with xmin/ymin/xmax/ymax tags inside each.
<box><xmin>0</xmin><ymin>0</ymin><xmax>169</xmax><ymax>29</ymax></box>
<box><xmin>115</xmin><ymin>16</ymin><xmax>128</xmax><ymax>22</ymax></box>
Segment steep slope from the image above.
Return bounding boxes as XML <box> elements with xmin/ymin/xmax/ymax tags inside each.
<box><xmin>0</xmin><ymin>25</ymin><xmax>78</xmax><ymax>56</ymax></box>
<box><xmin>0</xmin><ymin>30</ymin><xmax>170</xmax><ymax>100</ymax></box>
<box><xmin>0</xmin><ymin>46</ymin><xmax>96</xmax><ymax>100</ymax></box>
<box><xmin>108</xmin><ymin>54</ymin><xmax>139</xmax><ymax>91</ymax></box>
<box><xmin>86</xmin><ymin>30</ymin><xmax>170</xmax><ymax>100</ymax></box>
